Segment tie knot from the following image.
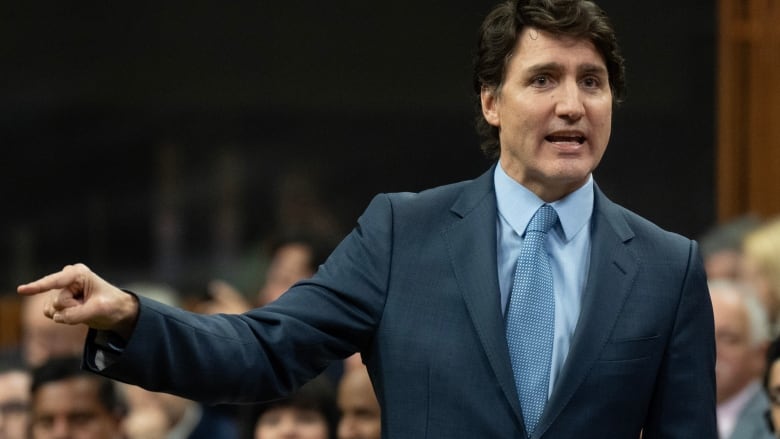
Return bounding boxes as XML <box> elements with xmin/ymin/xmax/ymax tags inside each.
<box><xmin>526</xmin><ymin>204</ymin><xmax>558</xmax><ymax>234</ymax></box>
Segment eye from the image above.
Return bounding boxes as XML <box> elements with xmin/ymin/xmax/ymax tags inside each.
<box><xmin>33</xmin><ymin>416</ymin><xmax>54</xmax><ymax>429</ymax></box>
<box><xmin>530</xmin><ymin>74</ymin><xmax>552</xmax><ymax>87</ymax></box>
<box><xmin>581</xmin><ymin>76</ymin><xmax>602</xmax><ymax>89</ymax></box>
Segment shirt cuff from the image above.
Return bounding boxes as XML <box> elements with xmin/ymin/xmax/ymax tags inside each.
<box><xmin>88</xmin><ymin>329</ymin><xmax>127</xmax><ymax>371</ymax></box>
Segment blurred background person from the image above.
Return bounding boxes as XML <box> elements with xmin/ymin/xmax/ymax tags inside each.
<box><xmin>0</xmin><ymin>353</ymin><xmax>31</xmax><ymax>439</ymax></box>
<box><xmin>241</xmin><ymin>375</ymin><xmax>338</xmax><ymax>439</ymax></box>
<box><xmin>741</xmin><ymin>217</ymin><xmax>780</xmax><ymax>336</ymax></box>
<box><xmin>711</xmin><ymin>280</ymin><xmax>774</xmax><ymax>439</ymax></box>
<box><xmin>122</xmin><ymin>382</ymin><xmax>238</xmax><ymax>439</ymax></box>
<box><xmin>336</xmin><ymin>365</ymin><xmax>380</xmax><ymax>439</ymax></box>
<box><xmin>200</xmin><ymin>231</ymin><xmax>337</xmax><ymax>315</ymax></box>
<box><xmin>699</xmin><ymin>215</ymin><xmax>761</xmax><ymax>281</ymax></box>
<box><xmin>29</xmin><ymin>355</ymin><xmax>125</xmax><ymax>439</ymax></box>
<box><xmin>21</xmin><ymin>292</ymin><xmax>87</xmax><ymax>367</ymax></box>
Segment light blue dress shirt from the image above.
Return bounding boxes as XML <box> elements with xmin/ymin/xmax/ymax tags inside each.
<box><xmin>494</xmin><ymin>164</ymin><xmax>593</xmax><ymax>396</ymax></box>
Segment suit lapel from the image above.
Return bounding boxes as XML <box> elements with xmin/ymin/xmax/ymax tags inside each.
<box><xmin>442</xmin><ymin>166</ymin><xmax>527</xmax><ymax>431</ymax></box>
<box><xmin>442</xmin><ymin>173</ymin><xmax>641</xmax><ymax>436</ymax></box>
<box><xmin>535</xmin><ymin>185</ymin><xmax>639</xmax><ymax>438</ymax></box>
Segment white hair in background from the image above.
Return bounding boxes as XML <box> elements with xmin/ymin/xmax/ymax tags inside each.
<box><xmin>709</xmin><ymin>278</ymin><xmax>771</xmax><ymax>346</ymax></box>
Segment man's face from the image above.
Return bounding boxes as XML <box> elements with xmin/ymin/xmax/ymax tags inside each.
<box><xmin>0</xmin><ymin>371</ymin><xmax>31</xmax><ymax>439</ymax></box>
<box><xmin>712</xmin><ymin>292</ymin><xmax>764</xmax><ymax>403</ymax></box>
<box><xmin>481</xmin><ymin>27</ymin><xmax>612</xmax><ymax>202</ymax></box>
<box><xmin>337</xmin><ymin>369</ymin><xmax>381</xmax><ymax>439</ymax></box>
<box><xmin>30</xmin><ymin>376</ymin><xmax>122</xmax><ymax>439</ymax></box>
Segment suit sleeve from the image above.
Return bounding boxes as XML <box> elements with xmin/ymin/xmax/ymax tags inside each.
<box><xmin>642</xmin><ymin>240</ymin><xmax>717</xmax><ymax>438</ymax></box>
<box><xmin>83</xmin><ymin>194</ymin><xmax>394</xmax><ymax>404</ymax></box>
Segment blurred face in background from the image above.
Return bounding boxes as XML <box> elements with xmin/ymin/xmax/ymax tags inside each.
<box><xmin>337</xmin><ymin>368</ymin><xmax>380</xmax><ymax>439</ymax></box>
<box><xmin>740</xmin><ymin>254</ymin><xmax>780</xmax><ymax>326</ymax></box>
<box><xmin>254</xmin><ymin>405</ymin><xmax>329</xmax><ymax>439</ymax></box>
<box><xmin>259</xmin><ymin>243</ymin><xmax>314</xmax><ymax>305</ymax></box>
<box><xmin>30</xmin><ymin>376</ymin><xmax>122</xmax><ymax>439</ymax></box>
<box><xmin>120</xmin><ymin>383</ymin><xmax>193</xmax><ymax>439</ymax></box>
<box><xmin>22</xmin><ymin>293</ymin><xmax>87</xmax><ymax>367</ymax></box>
<box><xmin>712</xmin><ymin>291</ymin><xmax>765</xmax><ymax>403</ymax></box>
<box><xmin>0</xmin><ymin>370</ymin><xmax>31</xmax><ymax>439</ymax></box>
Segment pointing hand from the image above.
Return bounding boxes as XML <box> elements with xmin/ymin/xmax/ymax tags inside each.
<box><xmin>17</xmin><ymin>263</ymin><xmax>139</xmax><ymax>339</ymax></box>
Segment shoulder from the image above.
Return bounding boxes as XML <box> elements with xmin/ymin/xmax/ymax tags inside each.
<box><xmin>362</xmin><ymin>167</ymin><xmax>494</xmax><ymax>221</ymax></box>
<box><xmin>619</xmin><ymin>205</ymin><xmax>689</xmax><ymax>244</ymax></box>
<box><xmin>385</xmin><ymin>179</ymin><xmax>475</xmax><ymax>211</ymax></box>
<box><xmin>594</xmin><ymin>188</ymin><xmax>696</xmax><ymax>261</ymax></box>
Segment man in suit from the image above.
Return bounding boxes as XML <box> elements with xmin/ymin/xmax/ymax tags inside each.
<box><xmin>18</xmin><ymin>0</ymin><xmax>716</xmax><ymax>437</ymax></box>
<box><xmin>710</xmin><ymin>280</ymin><xmax>774</xmax><ymax>439</ymax></box>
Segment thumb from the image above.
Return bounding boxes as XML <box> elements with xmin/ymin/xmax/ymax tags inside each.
<box><xmin>52</xmin><ymin>305</ymin><xmax>89</xmax><ymax>326</ymax></box>
<box><xmin>50</xmin><ymin>286</ymin><xmax>93</xmax><ymax>325</ymax></box>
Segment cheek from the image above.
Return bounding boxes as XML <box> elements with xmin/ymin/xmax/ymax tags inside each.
<box><xmin>590</xmin><ymin>104</ymin><xmax>612</xmax><ymax>139</ymax></box>
<box><xmin>255</xmin><ymin>424</ymin><xmax>273</xmax><ymax>438</ymax></box>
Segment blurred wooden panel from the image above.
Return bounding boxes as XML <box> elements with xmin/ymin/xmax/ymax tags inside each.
<box><xmin>0</xmin><ymin>295</ymin><xmax>22</xmax><ymax>350</ymax></box>
<box><xmin>718</xmin><ymin>0</ymin><xmax>780</xmax><ymax>220</ymax></box>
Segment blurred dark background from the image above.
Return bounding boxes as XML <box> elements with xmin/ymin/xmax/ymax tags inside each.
<box><xmin>0</xmin><ymin>1</ymin><xmax>716</xmax><ymax>293</ymax></box>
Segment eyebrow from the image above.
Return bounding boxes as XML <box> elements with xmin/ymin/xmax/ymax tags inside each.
<box><xmin>579</xmin><ymin>63</ymin><xmax>608</xmax><ymax>76</ymax></box>
<box><xmin>525</xmin><ymin>62</ymin><xmax>608</xmax><ymax>77</ymax></box>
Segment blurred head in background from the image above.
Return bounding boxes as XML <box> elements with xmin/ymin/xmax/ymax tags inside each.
<box><xmin>21</xmin><ymin>293</ymin><xmax>87</xmax><ymax>367</ymax></box>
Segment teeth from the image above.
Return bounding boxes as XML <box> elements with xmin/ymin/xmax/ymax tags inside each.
<box><xmin>546</xmin><ymin>135</ymin><xmax>585</xmax><ymax>144</ymax></box>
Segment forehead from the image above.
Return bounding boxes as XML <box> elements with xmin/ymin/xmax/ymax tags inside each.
<box><xmin>712</xmin><ymin>292</ymin><xmax>748</xmax><ymax>328</ymax></box>
<box><xmin>33</xmin><ymin>376</ymin><xmax>107</xmax><ymax>412</ymax></box>
<box><xmin>508</xmin><ymin>27</ymin><xmax>606</xmax><ymax>71</ymax></box>
<box><xmin>0</xmin><ymin>371</ymin><xmax>31</xmax><ymax>399</ymax></box>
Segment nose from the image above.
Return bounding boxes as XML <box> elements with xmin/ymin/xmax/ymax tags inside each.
<box><xmin>277</xmin><ymin>417</ymin><xmax>300</xmax><ymax>438</ymax></box>
<box><xmin>555</xmin><ymin>80</ymin><xmax>584</xmax><ymax>121</ymax></box>
<box><xmin>50</xmin><ymin>417</ymin><xmax>70</xmax><ymax>439</ymax></box>
<box><xmin>338</xmin><ymin>419</ymin><xmax>357</xmax><ymax>439</ymax></box>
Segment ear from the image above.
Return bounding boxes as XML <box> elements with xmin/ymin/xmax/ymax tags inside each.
<box><xmin>480</xmin><ymin>86</ymin><xmax>501</xmax><ymax>127</ymax></box>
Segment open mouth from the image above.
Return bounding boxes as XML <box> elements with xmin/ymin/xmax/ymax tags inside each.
<box><xmin>545</xmin><ymin>134</ymin><xmax>586</xmax><ymax>144</ymax></box>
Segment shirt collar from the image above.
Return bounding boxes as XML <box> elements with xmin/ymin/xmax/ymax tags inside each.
<box><xmin>494</xmin><ymin>162</ymin><xmax>594</xmax><ymax>242</ymax></box>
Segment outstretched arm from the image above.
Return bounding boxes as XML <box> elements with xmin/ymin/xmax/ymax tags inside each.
<box><xmin>17</xmin><ymin>263</ymin><xmax>140</xmax><ymax>339</ymax></box>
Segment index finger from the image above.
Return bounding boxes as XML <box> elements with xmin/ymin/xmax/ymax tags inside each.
<box><xmin>17</xmin><ymin>265</ymin><xmax>84</xmax><ymax>296</ymax></box>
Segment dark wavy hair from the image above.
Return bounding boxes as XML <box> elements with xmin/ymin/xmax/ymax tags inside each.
<box><xmin>473</xmin><ymin>0</ymin><xmax>626</xmax><ymax>159</ymax></box>
<box><xmin>31</xmin><ymin>356</ymin><xmax>126</xmax><ymax>416</ymax></box>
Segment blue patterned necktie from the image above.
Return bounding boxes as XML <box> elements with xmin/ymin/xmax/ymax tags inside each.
<box><xmin>506</xmin><ymin>204</ymin><xmax>558</xmax><ymax>436</ymax></box>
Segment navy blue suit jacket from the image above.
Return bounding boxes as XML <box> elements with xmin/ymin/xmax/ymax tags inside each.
<box><xmin>87</xmin><ymin>167</ymin><xmax>716</xmax><ymax>438</ymax></box>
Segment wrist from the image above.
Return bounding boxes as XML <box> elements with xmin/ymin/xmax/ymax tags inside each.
<box><xmin>113</xmin><ymin>290</ymin><xmax>140</xmax><ymax>340</ymax></box>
